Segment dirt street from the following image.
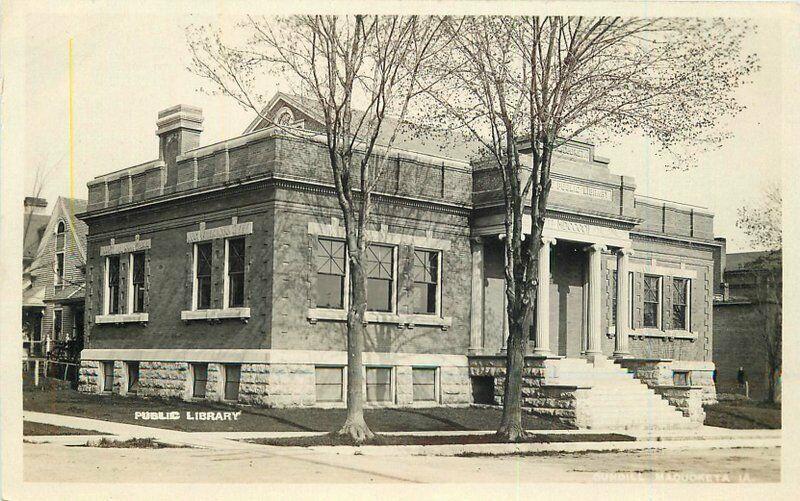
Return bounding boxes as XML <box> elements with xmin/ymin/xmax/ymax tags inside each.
<box><xmin>23</xmin><ymin>442</ymin><xmax>779</xmax><ymax>483</ymax></box>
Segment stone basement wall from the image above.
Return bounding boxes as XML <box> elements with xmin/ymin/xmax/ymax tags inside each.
<box><xmin>468</xmin><ymin>356</ymin><xmax>588</xmax><ymax>427</ymax></box>
<box><xmin>78</xmin><ymin>360</ymin><xmax>101</xmax><ymax>393</ymax></box>
<box><xmin>136</xmin><ymin>362</ymin><xmax>190</xmax><ymax>399</ymax></box>
<box><xmin>238</xmin><ymin>363</ymin><xmax>316</xmax><ymax>407</ymax></box>
<box><xmin>654</xmin><ymin>386</ymin><xmax>706</xmax><ymax>424</ymax></box>
<box><xmin>616</xmin><ymin>359</ymin><xmax>717</xmax><ymax>405</ymax></box>
<box><xmin>78</xmin><ymin>360</ymin><xmax>471</xmax><ymax>407</ymax></box>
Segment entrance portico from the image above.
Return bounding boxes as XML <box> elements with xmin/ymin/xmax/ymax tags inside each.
<box><xmin>470</xmin><ymin>214</ymin><xmax>634</xmax><ymax>360</ymax></box>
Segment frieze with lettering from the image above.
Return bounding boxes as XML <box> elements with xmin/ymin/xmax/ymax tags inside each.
<box><xmin>552</xmin><ymin>180</ymin><xmax>612</xmax><ymax>201</ymax></box>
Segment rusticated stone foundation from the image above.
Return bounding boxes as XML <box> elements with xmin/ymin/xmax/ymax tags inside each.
<box><xmin>616</xmin><ymin>358</ymin><xmax>717</xmax><ymax>404</ymax></box>
<box><xmin>78</xmin><ymin>360</ymin><xmax>101</xmax><ymax>393</ymax></box>
<box><xmin>238</xmin><ymin>363</ymin><xmax>316</xmax><ymax>407</ymax></box>
<box><xmin>77</xmin><ymin>358</ymin><xmax>471</xmax><ymax>408</ymax></box>
<box><xmin>136</xmin><ymin>361</ymin><xmax>190</xmax><ymax>398</ymax></box>
<box><xmin>654</xmin><ymin>386</ymin><xmax>706</xmax><ymax>424</ymax></box>
<box><xmin>468</xmin><ymin>355</ymin><xmax>583</xmax><ymax>426</ymax></box>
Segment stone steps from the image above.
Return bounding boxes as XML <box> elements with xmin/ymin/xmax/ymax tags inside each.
<box><xmin>546</xmin><ymin>357</ymin><xmax>696</xmax><ymax>430</ymax></box>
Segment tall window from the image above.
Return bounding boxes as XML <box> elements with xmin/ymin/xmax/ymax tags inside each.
<box><xmin>195</xmin><ymin>242</ymin><xmax>213</xmax><ymax>310</ymax></box>
<box><xmin>315</xmin><ymin>238</ymin><xmax>346</xmax><ymax>309</ymax></box>
<box><xmin>55</xmin><ymin>221</ymin><xmax>65</xmax><ymax>287</ymax></box>
<box><xmin>106</xmin><ymin>256</ymin><xmax>120</xmax><ymax>314</ymax></box>
<box><xmin>366</xmin><ymin>244</ymin><xmax>394</xmax><ymax>312</ymax></box>
<box><xmin>227</xmin><ymin>238</ymin><xmax>245</xmax><ymax>308</ymax></box>
<box><xmin>54</xmin><ymin>309</ymin><xmax>63</xmax><ymax>340</ymax></box>
<box><xmin>643</xmin><ymin>275</ymin><xmax>660</xmax><ymax>328</ymax></box>
<box><xmin>672</xmin><ymin>278</ymin><xmax>690</xmax><ymax>330</ymax></box>
<box><xmin>131</xmin><ymin>252</ymin><xmax>146</xmax><ymax>313</ymax></box>
<box><xmin>412</xmin><ymin>250</ymin><xmax>439</xmax><ymax>315</ymax></box>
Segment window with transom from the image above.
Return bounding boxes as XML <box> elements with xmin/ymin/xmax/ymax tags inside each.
<box><xmin>227</xmin><ymin>238</ymin><xmax>246</xmax><ymax>308</ymax></box>
<box><xmin>672</xmin><ymin>278</ymin><xmax>690</xmax><ymax>331</ymax></box>
<box><xmin>315</xmin><ymin>238</ymin><xmax>346</xmax><ymax>309</ymax></box>
<box><xmin>195</xmin><ymin>242</ymin><xmax>213</xmax><ymax>310</ymax></box>
<box><xmin>366</xmin><ymin>244</ymin><xmax>394</xmax><ymax>312</ymax></box>
<box><xmin>643</xmin><ymin>275</ymin><xmax>660</xmax><ymax>328</ymax></box>
<box><xmin>412</xmin><ymin>250</ymin><xmax>440</xmax><ymax>315</ymax></box>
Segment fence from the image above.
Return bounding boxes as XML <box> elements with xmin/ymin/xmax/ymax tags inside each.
<box><xmin>22</xmin><ymin>358</ymin><xmax>80</xmax><ymax>386</ymax></box>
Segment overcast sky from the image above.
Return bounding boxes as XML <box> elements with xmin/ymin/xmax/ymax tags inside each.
<box><xmin>22</xmin><ymin>10</ymin><xmax>782</xmax><ymax>252</ymax></box>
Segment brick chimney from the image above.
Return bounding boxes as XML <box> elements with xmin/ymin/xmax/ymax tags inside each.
<box><xmin>24</xmin><ymin>197</ymin><xmax>48</xmax><ymax>215</ymax></box>
<box><xmin>156</xmin><ymin>105</ymin><xmax>203</xmax><ymax>189</ymax></box>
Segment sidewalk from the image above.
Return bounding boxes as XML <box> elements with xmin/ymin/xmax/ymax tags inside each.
<box><xmin>24</xmin><ymin>410</ymin><xmax>781</xmax><ymax>456</ymax></box>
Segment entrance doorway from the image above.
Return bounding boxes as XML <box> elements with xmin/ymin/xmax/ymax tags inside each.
<box><xmin>548</xmin><ymin>241</ymin><xmax>586</xmax><ymax>357</ymax></box>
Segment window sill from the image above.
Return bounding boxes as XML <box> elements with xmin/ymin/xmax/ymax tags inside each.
<box><xmin>629</xmin><ymin>328</ymin><xmax>697</xmax><ymax>341</ymax></box>
<box><xmin>181</xmin><ymin>308</ymin><xmax>251</xmax><ymax>323</ymax></box>
<box><xmin>95</xmin><ymin>313</ymin><xmax>149</xmax><ymax>325</ymax></box>
<box><xmin>307</xmin><ymin>308</ymin><xmax>452</xmax><ymax>330</ymax></box>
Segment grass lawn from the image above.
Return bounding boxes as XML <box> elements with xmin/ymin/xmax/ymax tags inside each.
<box><xmin>704</xmin><ymin>400</ymin><xmax>781</xmax><ymax>429</ymax></box>
<box><xmin>248</xmin><ymin>432</ymin><xmax>634</xmax><ymax>447</ymax></box>
<box><xmin>23</xmin><ymin>421</ymin><xmax>108</xmax><ymax>436</ymax></box>
<box><xmin>24</xmin><ymin>375</ymin><xmax>569</xmax><ymax>433</ymax></box>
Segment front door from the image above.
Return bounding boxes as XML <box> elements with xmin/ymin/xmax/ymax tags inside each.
<box><xmin>550</xmin><ymin>242</ymin><xmax>586</xmax><ymax>357</ymax></box>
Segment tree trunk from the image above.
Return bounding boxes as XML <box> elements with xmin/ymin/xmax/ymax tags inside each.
<box><xmin>337</xmin><ymin>260</ymin><xmax>375</xmax><ymax>444</ymax></box>
<box><xmin>767</xmin><ymin>361</ymin><xmax>780</xmax><ymax>404</ymax></box>
<box><xmin>497</xmin><ymin>316</ymin><xmax>528</xmax><ymax>441</ymax></box>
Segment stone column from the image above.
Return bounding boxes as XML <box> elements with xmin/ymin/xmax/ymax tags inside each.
<box><xmin>585</xmin><ymin>243</ymin><xmax>607</xmax><ymax>357</ymax></box>
<box><xmin>534</xmin><ymin>237</ymin><xmax>557</xmax><ymax>355</ymax></box>
<box><xmin>469</xmin><ymin>237</ymin><xmax>484</xmax><ymax>354</ymax></box>
<box><xmin>614</xmin><ymin>247</ymin><xmax>634</xmax><ymax>358</ymax></box>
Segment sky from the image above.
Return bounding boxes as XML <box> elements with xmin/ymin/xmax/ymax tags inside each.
<box><xmin>22</xmin><ymin>10</ymin><xmax>783</xmax><ymax>253</ymax></box>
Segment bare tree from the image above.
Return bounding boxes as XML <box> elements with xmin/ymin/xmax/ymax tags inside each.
<box><xmin>187</xmin><ymin>15</ymin><xmax>447</xmax><ymax>443</ymax></box>
<box><xmin>737</xmin><ymin>183</ymin><xmax>782</xmax><ymax>403</ymax></box>
<box><xmin>421</xmin><ymin>16</ymin><xmax>756</xmax><ymax>441</ymax></box>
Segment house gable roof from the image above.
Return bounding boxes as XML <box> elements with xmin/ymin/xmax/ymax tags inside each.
<box><xmin>27</xmin><ymin>197</ymin><xmax>88</xmax><ymax>275</ymax></box>
<box><xmin>243</xmin><ymin>92</ymin><xmax>479</xmax><ymax>162</ymax></box>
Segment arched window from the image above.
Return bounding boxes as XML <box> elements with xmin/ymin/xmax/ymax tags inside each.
<box><xmin>54</xmin><ymin>221</ymin><xmax>66</xmax><ymax>286</ymax></box>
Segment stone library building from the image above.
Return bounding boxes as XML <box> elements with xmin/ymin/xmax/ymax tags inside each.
<box><xmin>77</xmin><ymin>93</ymin><xmax>721</xmax><ymax>429</ymax></box>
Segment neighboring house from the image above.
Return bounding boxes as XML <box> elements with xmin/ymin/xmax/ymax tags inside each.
<box><xmin>714</xmin><ymin>251</ymin><xmax>782</xmax><ymax>401</ymax></box>
<box><xmin>75</xmin><ymin>96</ymin><xmax>720</xmax><ymax>428</ymax></box>
<box><xmin>25</xmin><ymin>196</ymin><xmax>88</xmax><ymax>361</ymax></box>
<box><xmin>22</xmin><ymin>197</ymin><xmax>50</xmax><ymax>358</ymax></box>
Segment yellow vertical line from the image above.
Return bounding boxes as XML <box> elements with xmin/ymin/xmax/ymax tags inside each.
<box><xmin>68</xmin><ymin>38</ymin><xmax>78</xmax><ymax>257</ymax></box>
<box><xmin>69</xmin><ymin>38</ymin><xmax>74</xmax><ymax>206</ymax></box>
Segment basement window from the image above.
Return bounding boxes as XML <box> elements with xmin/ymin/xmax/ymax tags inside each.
<box><xmin>223</xmin><ymin>364</ymin><xmax>241</xmax><ymax>402</ymax></box>
<box><xmin>673</xmin><ymin>371</ymin><xmax>691</xmax><ymax>387</ymax></box>
<box><xmin>366</xmin><ymin>367</ymin><xmax>392</xmax><ymax>403</ymax></box>
<box><xmin>126</xmin><ymin>361</ymin><xmax>140</xmax><ymax>394</ymax></box>
<box><xmin>412</xmin><ymin>367</ymin><xmax>437</xmax><ymax>402</ymax></box>
<box><xmin>102</xmin><ymin>361</ymin><xmax>115</xmax><ymax>393</ymax></box>
<box><xmin>191</xmin><ymin>363</ymin><xmax>208</xmax><ymax>398</ymax></box>
<box><xmin>315</xmin><ymin>366</ymin><xmax>344</xmax><ymax>403</ymax></box>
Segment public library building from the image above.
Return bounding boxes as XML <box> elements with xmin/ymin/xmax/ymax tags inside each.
<box><xmin>77</xmin><ymin>94</ymin><xmax>719</xmax><ymax>428</ymax></box>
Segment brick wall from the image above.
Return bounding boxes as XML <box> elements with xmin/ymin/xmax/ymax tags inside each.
<box><xmin>713</xmin><ymin>302</ymin><xmax>773</xmax><ymax>400</ymax></box>
<box><xmin>85</xmin><ymin>185</ymin><xmax>277</xmax><ymax>350</ymax></box>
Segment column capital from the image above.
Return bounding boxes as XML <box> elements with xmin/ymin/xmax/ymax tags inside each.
<box><xmin>584</xmin><ymin>243</ymin><xmax>607</xmax><ymax>254</ymax></box>
<box><xmin>541</xmin><ymin>236</ymin><xmax>557</xmax><ymax>247</ymax></box>
<box><xmin>617</xmin><ymin>246</ymin><xmax>635</xmax><ymax>257</ymax></box>
<box><xmin>470</xmin><ymin>236</ymin><xmax>483</xmax><ymax>245</ymax></box>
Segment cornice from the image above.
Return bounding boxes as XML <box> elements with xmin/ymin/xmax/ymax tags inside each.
<box><xmin>631</xmin><ymin>231</ymin><xmax>721</xmax><ymax>249</ymax></box>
